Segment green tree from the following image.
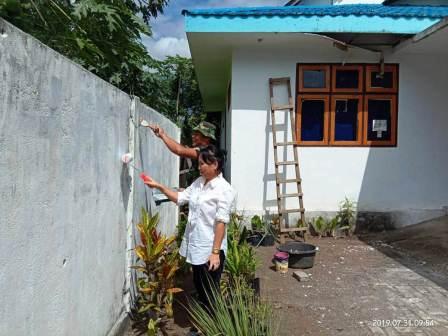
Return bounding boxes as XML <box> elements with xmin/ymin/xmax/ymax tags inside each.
<box><xmin>144</xmin><ymin>55</ymin><xmax>205</xmax><ymax>144</ymax></box>
<box><xmin>0</xmin><ymin>0</ymin><xmax>160</xmax><ymax>95</ymax></box>
<box><xmin>0</xmin><ymin>1</ymin><xmax>205</xmax><ymax>138</ymax></box>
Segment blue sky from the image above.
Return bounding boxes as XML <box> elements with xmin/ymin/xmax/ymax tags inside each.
<box><xmin>142</xmin><ymin>0</ymin><xmax>285</xmax><ymax>59</ymax></box>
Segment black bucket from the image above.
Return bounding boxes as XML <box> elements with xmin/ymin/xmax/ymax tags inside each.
<box><xmin>277</xmin><ymin>242</ymin><xmax>319</xmax><ymax>269</ymax></box>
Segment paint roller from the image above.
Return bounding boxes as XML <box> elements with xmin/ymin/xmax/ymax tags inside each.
<box><xmin>121</xmin><ymin>153</ymin><xmax>143</xmax><ymax>173</ymax></box>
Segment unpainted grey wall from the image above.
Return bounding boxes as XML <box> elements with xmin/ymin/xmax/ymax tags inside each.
<box><xmin>0</xmin><ymin>19</ymin><xmax>179</xmax><ymax>336</ymax></box>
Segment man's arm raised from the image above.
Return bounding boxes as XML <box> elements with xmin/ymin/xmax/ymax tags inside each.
<box><xmin>147</xmin><ymin>124</ymin><xmax>199</xmax><ymax>160</ymax></box>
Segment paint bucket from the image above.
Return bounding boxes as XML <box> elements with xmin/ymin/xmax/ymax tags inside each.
<box><xmin>274</xmin><ymin>251</ymin><xmax>289</xmax><ymax>274</ymax></box>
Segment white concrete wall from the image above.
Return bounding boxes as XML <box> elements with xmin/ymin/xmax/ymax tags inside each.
<box><xmin>230</xmin><ymin>36</ymin><xmax>448</xmax><ymax>226</ymax></box>
<box><xmin>0</xmin><ymin>19</ymin><xmax>179</xmax><ymax>335</ymax></box>
<box><xmin>134</xmin><ymin>103</ymin><xmax>179</xmax><ymax>237</ymax></box>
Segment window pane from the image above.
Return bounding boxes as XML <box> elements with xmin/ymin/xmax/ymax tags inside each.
<box><xmin>371</xmin><ymin>71</ymin><xmax>393</xmax><ymax>88</ymax></box>
<box><xmin>303</xmin><ymin>70</ymin><xmax>326</xmax><ymax>89</ymax></box>
<box><xmin>301</xmin><ymin>100</ymin><xmax>325</xmax><ymax>141</ymax></box>
<box><xmin>335</xmin><ymin>99</ymin><xmax>359</xmax><ymax>141</ymax></box>
<box><xmin>335</xmin><ymin>70</ymin><xmax>359</xmax><ymax>89</ymax></box>
<box><xmin>367</xmin><ymin>99</ymin><xmax>391</xmax><ymax>141</ymax></box>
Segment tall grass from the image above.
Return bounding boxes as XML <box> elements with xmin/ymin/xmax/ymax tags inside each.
<box><xmin>187</xmin><ymin>278</ymin><xmax>278</xmax><ymax>336</ymax></box>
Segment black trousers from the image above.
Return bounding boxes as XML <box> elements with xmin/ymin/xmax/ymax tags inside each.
<box><xmin>192</xmin><ymin>250</ymin><xmax>225</xmax><ymax>310</ymax></box>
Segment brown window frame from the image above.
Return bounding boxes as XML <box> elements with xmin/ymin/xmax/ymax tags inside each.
<box><xmin>330</xmin><ymin>95</ymin><xmax>363</xmax><ymax>146</ymax></box>
<box><xmin>298</xmin><ymin>65</ymin><xmax>331</xmax><ymax>93</ymax></box>
<box><xmin>296</xmin><ymin>94</ymin><xmax>330</xmax><ymax>146</ymax></box>
<box><xmin>363</xmin><ymin>95</ymin><xmax>397</xmax><ymax>146</ymax></box>
<box><xmin>366</xmin><ymin>65</ymin><xmax>398</xmax><ymax>93</ymax></box>
<box><xmin>331</xmin><ymin>65</ymin><xmax>363</xmax><ymax>93</ymax></box>
<box><xmin>296</xmin><ymin>63</ymin><xmax>398</xmax><ymax>147</ymax></box>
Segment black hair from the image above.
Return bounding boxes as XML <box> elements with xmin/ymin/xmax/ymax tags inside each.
<box><xmin>199</xmin><ymin>145</ymin><xmax>227</xmax><ymax>173</ymax></box>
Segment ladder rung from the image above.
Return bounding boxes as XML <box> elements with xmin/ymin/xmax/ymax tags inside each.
<box><xmin>277</xmin><ymin>178</ymin><xmax>302</xmax><ymax>184</ymax></box>
<box><xmin>279</xmin><ymin>208</ymin><xmax>305</xmax><ymax>214</ymax></box>
<box><xmin>274</xmin><ymin>141</ymin><xmax>296</xmax><ymax>147</ymax></box>
<box><xmin>269</xmin><ymin>77</ymin><xmax>290</xmax><ymax>84</ymax></box>
<box><xmin>276</xmin><ymin>161</ymin><xmax>297</xmax><ymax>166</ymax></box>
<box><xmin>280</xmin><ymin>227</ymin><xmax>308</xmax><ymax>233</ymax></box>
<box><xmin>278</xmin><ymin>193</ymin><xmax>303</xmax><ymax>198</ymax></box>
<box><xmin>272</xmin><ymin>104</ymin><xmax>293</xmax><ymax>111</ymax></box>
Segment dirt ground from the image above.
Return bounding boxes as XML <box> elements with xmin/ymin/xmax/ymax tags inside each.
<box><xmin>125</xmin><ymin>216</ymin><xmax>448</xmax><ymax>336</ymax></box>
<box><xmin>258</xmin><ymin>216</ymin><xmax>448</xmax><ymax>336</ymax></box>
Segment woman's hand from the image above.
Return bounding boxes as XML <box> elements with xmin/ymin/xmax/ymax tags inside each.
<box><xmin>141</xmin><ymin>173</ymin><xmax>160</xmax><ymax>189</ymax></box>
<box><xmin>208</xmin><ymin>253</ymin><xmax>220</xmax><ymax>271</ymax></box>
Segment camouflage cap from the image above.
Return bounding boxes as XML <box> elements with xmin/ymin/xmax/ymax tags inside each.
<box><xmin>193</xmin><ymin>121</ymin><xmax>216</xmax><ymax>140</ymax></box>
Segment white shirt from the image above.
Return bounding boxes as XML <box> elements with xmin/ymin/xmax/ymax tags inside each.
<box><xmin>177</xmin><ymin>173</ymin><xmax>236</xmax><ymax>265</ymax></box>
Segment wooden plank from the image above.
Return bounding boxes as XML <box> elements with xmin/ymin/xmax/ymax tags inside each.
<box><xmin>277</xmin><ymin>178</ymin><xmax>302</xmax><ymax>184</ymax></box>
<box><xmin>278</xmin><ymin>193</ymin><xmax>303</xmax><ymax>198</ymax></box>
<box><xmin>269</xmin><ymin>77</ymin><xmax>290</xmax><ymax>84</ymax></box>
<box><xmin>276</xmin><ymin>161</ymin><xmax>297</xmax><ymax>166</ymax></box>
<box><xmin>280</xmin><ymin>208</ymin><xmax>305</xmax><ymax>214</ymax></box>
<box><xmin>274</xmin><ymin>141</ymin><xmax>296</xmax><ymax>147</ymax></box>
<box><xmin>272</xmin><ymin>104</ymin><xmax>294</xmax><ymax>111</ymax></box>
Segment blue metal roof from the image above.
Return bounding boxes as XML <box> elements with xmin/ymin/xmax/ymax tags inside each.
<box><xmin>183</xmin><ymin>5</ymin><xmax>448</xmax><ymax>19</ymax></box>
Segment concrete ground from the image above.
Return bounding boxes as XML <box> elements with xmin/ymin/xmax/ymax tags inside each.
<box><xmin>125</xmin><ymin>216</ymin><xmax>448</xmax><ymax>335</ymax></box>
<box><xmin>259</xmin><ymin>216</ymin><xmax>448</xmax><ymax>336</ymax></box>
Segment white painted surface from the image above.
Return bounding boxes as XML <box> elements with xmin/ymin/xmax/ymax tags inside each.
<box><xmin>0</xmin><ymin>20</ymin><xmax>179</xmax><ymax>335</ymax></box>
<box><xmin>230</xmin><ymin>36</ymin><xmax>448</xmax><ymax>222</ymax></box>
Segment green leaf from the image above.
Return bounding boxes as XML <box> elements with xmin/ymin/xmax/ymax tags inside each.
<box><xmin>75</xmin><ymin>38</ymin><xmax>85</xmax><ymax>50</ymax></box>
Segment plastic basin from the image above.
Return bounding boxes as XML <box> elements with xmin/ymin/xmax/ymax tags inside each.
<box><xmin>277</xmin><ymin>242</ymin><xmax>319</xmax><ymax>269</ymax></box>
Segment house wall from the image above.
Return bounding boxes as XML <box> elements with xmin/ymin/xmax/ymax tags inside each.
<box><xmin>224</xmin><ymin>81</ymin><xmax>233</xmax><ymax>181</ymax></box>
<box><xmin>230</xmin><ymin>37</ymin><xmax>448</xmax><ymax>228</ymax></box>
<box><xmin>0</xmin><ymin>19</ymin><xmax>179</xmax><ymax>336</ymax></box>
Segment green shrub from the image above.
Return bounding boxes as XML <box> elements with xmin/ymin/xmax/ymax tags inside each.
<box><xmin>250</xmin><ymin>215</ymin><xmax>264</xmax><ymax>232</ymax></box>
<box><xmin>132</xmin><ymin>209</ymin><xmax>182</xmax><ymax>335</ymax></box>
<box><xmin>310</xmin><ymin>216</ymin><xmax>327</xmax><ymax>237</ymax></box>
<box><xmin>337</xmin><ymin>197</ymin><xmax>356</xmax><ymax>232</ymax></box>
<box><xmin>228</xmin><ymin>212</ymin><xmax>248</xmax><ymax>244</ymax></box>
<box><xmin>225</xmin><ymin>240</ymin><xmax>259</xmax><ymax>282</ymax></box>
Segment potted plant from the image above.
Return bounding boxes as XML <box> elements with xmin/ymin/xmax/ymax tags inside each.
<box><xmin>226</xmin><ymin>215</ymin><xmax>260</xmax><ymax>294</ymax></box>
<box><xmin>132</xmin><ymin>210</ymin><xmax>183</xmax><ymax>336</ymax></box>
<box><xmin>247</xmin><ymin>215</ymin><xmax>263</xmax><ymax>246</ymax></box>
<box><xmin>248</xmin><ymin>215</ymin><xmax>276</xmax><ymax>247</ymax></box>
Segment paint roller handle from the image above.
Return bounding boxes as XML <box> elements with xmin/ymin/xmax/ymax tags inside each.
<box><xmin>139</xmin><ymin>118</ymin><xmax>161</xmax><ymax>134</ymax></box>
<box><xmin>147</xmin><ymin>124</ymin><xmax>165</xmax><ymax>138</ymax></box>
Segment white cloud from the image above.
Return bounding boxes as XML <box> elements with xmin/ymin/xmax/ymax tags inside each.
<box><xmin>143</xmin><ymin>0</ymin><xmax>286</xmax><ymax>59</ymax></box>
<box><xmin>142</xmin><ymin>36</ymin><xmax>191</xmax><ymax>60</ymax></box>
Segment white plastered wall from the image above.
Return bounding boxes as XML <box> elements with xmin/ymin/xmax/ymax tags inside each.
<box><xmin>0</xmin><ymin>19</ymin><xmax>179</xmax><ymax>335</ymax></box>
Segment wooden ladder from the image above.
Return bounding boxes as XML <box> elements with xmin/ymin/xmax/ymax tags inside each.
<box><xmin>269</xmin><ymin>77</ymin><xmax>307</xmax><ymax>243</ymax></box>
